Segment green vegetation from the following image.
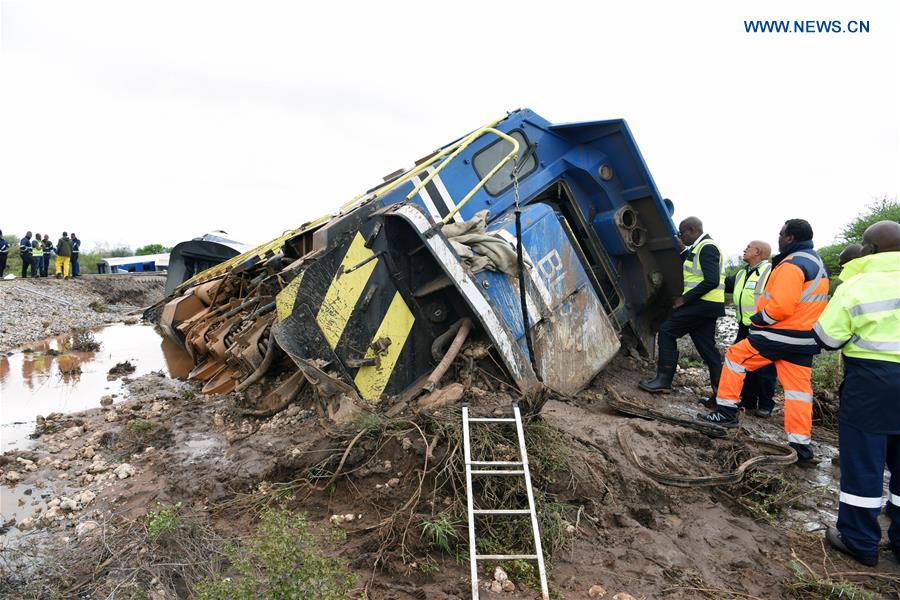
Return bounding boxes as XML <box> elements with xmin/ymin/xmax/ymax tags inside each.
<box><xmin>136</xmin><ymin>243</ymin><xmax>172</xmax><ymax>255</ymax></box>
<box><xmin>126</xmin><ymin>418</ymin><xmax>155</xmax><ymax>434</ymax></box>
<box><xmin>145</xmin><ymin>502</ymin><xmax>183</xmax><ymax>540</ymax></box>
<box><xmin>812</xmin><ymin>352</ymin><xmax>842</xmax><ymax>397</ymax></box>
<box><xmin>421</xmin><ymin>513</ymin><xmax>461</xmax><ymax>556</ymax></box>
<box><xmin>0</xmin><ymin>234</ymin><xmax>132</xmax><ymax>276</ymax></box>
<box><xmin>196</xmin><ymin>507</ymin><xmax>355</xmax><ymax>600</ymax></box>
<box><xmin>818</xmin><ymin>196</ymin><xmax>899</xmax><ymax>276</ymax></box>
<box><xmin>785</xmin><ymin>559</ymin><xmax>873</xmax><ymax>599</ymax></box>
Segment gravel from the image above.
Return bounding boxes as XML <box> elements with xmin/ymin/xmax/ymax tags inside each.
<box><xmin>0</xmin><ymin>275</ymin><xmax>165</xmax><ymax>351</ymax></box>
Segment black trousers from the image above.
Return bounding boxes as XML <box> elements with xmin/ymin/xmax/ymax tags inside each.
<box><xmin>734</xmin><ymin>324</ymin><xmax>776</xmax><ymax>410</ymax></box>
<box><xmin>41</xmin><ymin>254</ymin><xmax>51</xmax><ymax>277</ymax></box>
<box><xmin>657</xmin><ymin>302</ymin><xmax>723</xmax><ymax>370</ymax></box>
<box><xmin>0</xmin><ymin>253</ymin><xmax>7</xmax><ymax>277</ymax></box>
<box><xmin>21</xmin><ymin>254</ymin><xmax>33</xmax><ymax>278</ymax></box>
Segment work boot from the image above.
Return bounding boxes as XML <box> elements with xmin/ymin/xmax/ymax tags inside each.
<box><xmin>754</xmin><ymin>408</ymin><xmax>772</xmax><ymax>418</ymax></box>
<box><xmin>699</xmin><ymin>406</ymin><xmax>739</xmax><ymax>428</ymax></box>
<box><xmin>789</xmin><ymin>442</ymin><xmax>814</xmax><ymax>462</ymax></box>
<box><xmin>825</xmin><ymin>527</ymin><xmax>878</xmax><ymax>567</ymax></box>
<box><xmin>638</xmin><ymin>364</ymin><xmax>675</xmax><ymax>393</ymax></box>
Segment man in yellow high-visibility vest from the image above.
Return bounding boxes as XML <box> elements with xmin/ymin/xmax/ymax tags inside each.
<box><xmin>640</xmin><ymin>216</ymin><xmax>724</xmax><ymax>396</ymax></box>
<box><xmin>814</xmin><ymin>220</ymin><xmax>900</xmax><ymax>568</ymax></box>
<box><xmin>721</xmin><ymin>240</ymin><xmax>776</xmax><ymax>417</ymax></box>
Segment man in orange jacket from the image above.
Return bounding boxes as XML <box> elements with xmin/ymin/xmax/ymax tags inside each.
<box><xmin>700</xmin><ymin>219</ymin><xmax>829</xmax><ymax>460</ymax></box>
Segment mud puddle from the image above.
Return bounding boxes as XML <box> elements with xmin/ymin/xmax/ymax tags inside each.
<box><xmin>0</xmin><ymin>323</ymin><xmax>191</xmax><ymax>452</ymax></box>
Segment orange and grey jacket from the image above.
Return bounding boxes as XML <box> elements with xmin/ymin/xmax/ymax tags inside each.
<box><xmin>748</xmin><ymin>240</ymin><xmax>829</xmax><ymax>354</ymax></box>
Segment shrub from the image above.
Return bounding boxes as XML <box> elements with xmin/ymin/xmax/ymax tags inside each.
<box><xmin>146</xmin><ymin>502</ymin><xmax>183</xmax><ymax>540</ymax></box>
<box><xmin>196</xmin><ymin>507</ymin><xmax>355</xmax><ymax>600</ymax></box>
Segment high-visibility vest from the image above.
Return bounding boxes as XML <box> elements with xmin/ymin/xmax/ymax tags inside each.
<box><xmin>683</xmin><ymin>236</ymin><xmax>725</xmax><ymax>303</ymax></box>
<box><xmin>733</xmin><ymin>260</ymin><xmax>772</xmax><ymax>325</ymax></box>
<box><xmin>814</xmin><ymin>251</ymin><xmax>900</xmax><ymax>363</ymax></box>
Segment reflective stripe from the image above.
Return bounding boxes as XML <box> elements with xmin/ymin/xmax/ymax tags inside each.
<box><xmin>754</xmin><ymin>263</ymin><xmax>772</xmax><ymax>306</ymax></box>
<box><xmin>802</xmin><ymin>294</ymin><xmax>830</xmax><ymax>303</ymax></box>
<box><xmin>716</xmin><ymin>397</ymin><xmax>738</xmax><ymax>408</ymax></box>
<box><xmin>684</xmin><ymin>281</ymin><xmax>699</xmax><ymax>289</ymax></box>
<box><xmin>750</xmin><ymin>330</ymin><xmax>818</xmax><ymax>345</ymax></box>
<box><xmin>759</xmin><ymin>309</ymin><xmax>777</xmax><ymax>325</ymax></box>
<box><xmin>850</xmin><ymin>336</ymin><xmax>900</xmax><ymax>353</ymax></box>
<box><xmin>761</xmin><ymin>290</ymin><xmax>772</xmax><ymax>300</ymax></box>
<box><xmin>840</xmin><ymin>492</ymin><xmax>883</xmax><ymax>509</ymax></box>
<box><xmin>849</xmin><ymin>298</ymin><xmax>900</xmax><ymax>317</ymax></box>
<box><xmin>891</xmin><ymin>493</ymin><xmax>900</xmax><ymax>507</ymax></box>
<box><xmin>813</xmin><ymin>322</ymin><xmax>846</xmax><ymax>349</ymax></box>
<box><xmin>787</xmin><ymin>250</ymin><xmax>826</xmax><ymax>302</ymax></box>
<box><xmin>787</xmin><ymin>433</ymin><xmax>811</xmax><ymax>444</ymax></box>
<box><xmin>724</xmin><ymin>358</ymin><xmax>745</xmax><ymax>375</ymax></box>
<box><xmin>684</xmin><ymin>266</ymin><xmax>704</xmax><ymax>276</ymax></box>
<box><xmin>784</xmin><ymin>390</ymin><xmax>813</xmax><ymax>403</ymax></box>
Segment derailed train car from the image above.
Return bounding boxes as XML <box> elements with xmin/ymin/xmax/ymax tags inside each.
<box><xmin>152</xmin><ymin>110</ymin><xmax>682</xmax><ymax>410</ymax></box>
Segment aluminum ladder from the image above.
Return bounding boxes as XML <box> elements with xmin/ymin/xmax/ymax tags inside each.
<box><xmin>462</xmin><ymin>402</ymin><xmax>549</xmax><ymax>600</ymax></box>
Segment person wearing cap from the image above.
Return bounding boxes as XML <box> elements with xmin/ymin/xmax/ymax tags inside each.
<box><xmin>41</xmin><ymin>233</ymin><xmax>54</xmax><ymax>277</ymax></box>
<box><xmin>56</xmin><ymin>231</ymin><xmax>73</xmax><ymax>279</ymax></box>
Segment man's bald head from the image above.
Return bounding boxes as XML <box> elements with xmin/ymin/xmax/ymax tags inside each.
<box><xmin>677</xmin><ymin>216</ymin><xmax>704</xmax><ymax>246</ymax></box>
<box><xmin>741</xmin><ymin>240</ymin><xmax>771</xmax><ymax>267</ymax></box>
<box><xmin>861</xmin><ymin>220</ymin><xmax>900</xmax><ymax>256</ymax></box>
<box><xmin>838</xmin><ymin>243</ymin><xmax>862</xmax><ymax>266</ymax></box>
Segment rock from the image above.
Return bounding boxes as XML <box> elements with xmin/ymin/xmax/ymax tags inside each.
<box><xmin>401</xmin><ymin>437</ymin><xmax>413</xmax><ymax>451</ymax></box>
<box><xmin>344</xmin><ymin>513</ymin><xmax>355</xmax><ymax>522</ymax></box>
<box><xmin>105</xmin><ymin>412</ymin><xmax>118</xmax><ymax>422</ymax></box>
<box><xmin>18</xmin><ymin>517</ymin><xmax>35</xmax><ymax>531</ymax></box>
<box><xmin>212</xmin><ymin>413</ymin><xmax>225</xmax><ymax>427</ymax></box>
<box><xmin>74</xmin><ymin>490</ymin><xmax>96</xmax><ymax>506</ymax></box>
<box><xmin>41</xmin><ymin>505</ymin><xmax>62</xmax><ymax>522</ymax></box>
<box><xmin>612</xmin><ymin>594</ymin><xmax>637</xmax><ymax>600</ymax></box>
<box><xmin>493</xmin><ymin>566</ymin><xmax>508</xmax><ymax>583</ymax></box>
<box><xmin>330</xmin><ymin>514</ymin><xmax>347</xmax><ymax>525</ymax></box>
<box><xmin>76</xmin><ymin>520</ymin><xmax>100</xmax><ymax>538</ymax></box>
<box><xmin>4</xmin><ymin>471</ymin><xmax>23</xmax><ymax>483</ymax></box>
<box><xmin>88</xmin><ymin>461</ymin><xmax>109</xmax><ymax>474</ymax></box>
<box><xmin>114</xmin><ymin>463</ymin><xmax>135</xmax><ymax>479</ymax></box>
<box><xmin>63</xmin><ymin>426</ymin><xmax>84</xmax><ymax>439</ymax></box>
<box><xmin>588</xmin><ymin>585</ymin><xmax>607</xmax><ymax>598</ymax></box>
<box><xmin>284</xmin><ymin>404</ymin><xmax>301</xmax><ymax>418</ymax></box>
<box><xmin>501</xmin><ymin>580</ymin><xmax>515</xmax><ymax>592</ymax></box>
<box><xmin>566</xmin><ymin>524</ymin><xmax>576</xmax><ymax>534</ymax></box>
<box><xmin>387</xmin><ymin>478</ymin><xmax>400</xmax><ymax>487</ymax></box>
<box><xmin>100</xmin><ymin>395</ymin><xmax>114</xmax><ymax>406</ymax></box>
<box><xmin>48</xmin><ymin>498</ymin><xmax>61</xmax><ymax>508</ymax></box>
<box><xmin>83</xmin><ymin>446</ymin><xmax>95</xmax><ymax>459</ymax></box>
<box><xmin>60</xmin><ymin>497</ymin><xmax>79</xmax><ymax>512</ymax></box>
<box><xmin>489</xmin><ymin>580</ymin><xmax>503</xmax><ymax>593</ymax></box>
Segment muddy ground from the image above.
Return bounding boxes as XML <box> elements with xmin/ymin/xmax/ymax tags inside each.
<box><xmin>3</xmin><ymin>326</ymin><xmax>900</xmax><ymax>600</ymax></box>
<box><xmin>0</xmin><ymin>275</ymin><xmax>165</xmax><ymax>352</ymax></box>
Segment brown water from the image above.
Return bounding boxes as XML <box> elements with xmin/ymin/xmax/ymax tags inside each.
<box><xmin>0</xmin><ymin>323</ymin><xmax>191</xmax><ymax>453</ymax></box>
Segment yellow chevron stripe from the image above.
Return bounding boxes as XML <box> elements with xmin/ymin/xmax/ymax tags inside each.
<box><xmin>275</xmin><ymin>270</ymin><xmax>305</xmax><ymax>322</ymax></box>
<box><xmin>316</xmin><ymin>232</ymin><xmax>378</xmax><ymax>349</ymax></box>
<box><xmin>354</xmin><ymin>291</ymin><xmax>415</xmax><ymax>402</ymax></box>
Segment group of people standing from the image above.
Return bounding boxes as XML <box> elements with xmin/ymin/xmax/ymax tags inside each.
<box><xmin>0</xmin><ymin>230</ymin><xmax>82</xmax><ymax>279</ymax></box>
<box><xmin>640</xmin><ymin>215</ymin><xmax>900</xmax><ymax>568</ymax></box>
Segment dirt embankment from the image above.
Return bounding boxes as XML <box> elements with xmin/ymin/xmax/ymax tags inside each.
<box><xmin>0</xmin><ymin>275</ymin><xmax>165</xmax><ymax>351</ymax></box>
<box><xmin>2</xmin><ymin>346</ymin><xmax>898</xmax><ymax>599</ymax></box>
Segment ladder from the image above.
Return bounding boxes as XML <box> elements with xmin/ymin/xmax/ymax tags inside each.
<box><xmin>462</xmin><ymin>402</ymin><xmax>550</xmax><ymax>600</ymax></box>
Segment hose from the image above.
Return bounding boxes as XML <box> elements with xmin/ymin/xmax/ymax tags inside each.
<box><xmin>424</xmin><ymin>318</ymin><xmax>472</xmax><ymax>392</ymax></box>
<box><xmin>235</xmin><ymin>326</ymin><xmax>278</xmax><ymax>392</ymax></box>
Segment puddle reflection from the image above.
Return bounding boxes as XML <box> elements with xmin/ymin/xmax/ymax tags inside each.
<box><xmin>0</xmin><ymin>324</ymin><xmax>191</xmax><ymax>452</ymax></box>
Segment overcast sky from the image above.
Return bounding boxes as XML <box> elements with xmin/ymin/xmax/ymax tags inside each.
<box><xmin>1</xmin><ymin>1</ymin><xmax>897</xmax><ymax>259</ymax></box>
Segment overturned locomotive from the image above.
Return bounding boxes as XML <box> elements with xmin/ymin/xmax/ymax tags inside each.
<box><xmin>151</xmin><ymin>110</ymin><xmax>682</xmax><ymax>412</ymax></box>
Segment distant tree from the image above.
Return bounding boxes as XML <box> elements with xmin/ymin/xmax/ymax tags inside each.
<box><xmin>819</xmin><ymin>196</ymin><xmax>898</xmax><ymax>276</ymax></box>
<box><xmin>136</xmin><ymin>243</ymin><xmax>171</xmax><ymax>256</ymax></box>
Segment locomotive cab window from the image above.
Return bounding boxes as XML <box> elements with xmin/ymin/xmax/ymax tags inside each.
<box><xmin>472</xmin><ymin>130</ymin><xmax>537</xmax><ymax>196</ymax></box>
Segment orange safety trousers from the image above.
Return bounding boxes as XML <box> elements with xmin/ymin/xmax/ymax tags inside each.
<box><xmin>717</xmin><ymin>338</ymin><xmax>813</xmax><ymax>445</ymax></box>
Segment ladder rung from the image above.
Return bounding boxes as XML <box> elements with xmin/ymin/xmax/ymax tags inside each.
<box><xmin>476</xmin><ymin>554</ymin><xmax>538</xmax><ymax>561</ymax></box>
<box><xmin>468</xmin><ymin>417</ymin><xmax>516</xmax><ymax>422</ymax></box>
<box><xmin>473</xmin><ymin>509</ymin><xmax>531</xmax><ymax>515</ymax></box>
<box><xmin>470</xmin><ymin>469</ymin><xmax>525</xmax><ymax>476</ymax></box>
<box><xmin>468</xmin><ymin>461</ymin><xmax>522</xmax><ymax>466</ymax></box>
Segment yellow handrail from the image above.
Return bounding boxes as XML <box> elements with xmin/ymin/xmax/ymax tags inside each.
<box><xmin>176</xmin><ymin>113</ymin><xmax>516</xmax><ymax>290</ymax></box>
